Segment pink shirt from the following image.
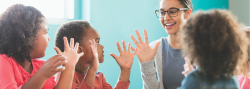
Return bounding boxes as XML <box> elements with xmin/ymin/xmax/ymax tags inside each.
<box><xmin>0</xmin><ymin>54</ymin><xmax>56</xmax><ymax>89</ymax></box>
<box><xmin>237</xmin><ymin>75</ymin><xmax>250</xmax><ymax>89</ymax></box>
<box><xmin>72</xmin><ymin>71</ymin><xmax>130</xmax><ymax>89</ymax></box>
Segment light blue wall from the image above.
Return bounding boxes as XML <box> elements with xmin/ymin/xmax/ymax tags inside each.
<box><xmin>43</xmin><ymin>0</ymin><xmax>229</xmax><ymax>89</ymax></box>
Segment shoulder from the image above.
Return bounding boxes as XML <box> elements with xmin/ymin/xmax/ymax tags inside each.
<box><xmin>178</xmin><ymin>70</ymin><xmax>200</xmax><ymax>89</ymax></box>
<box><xmin>32</xmin><ymin>59</ymin><xmax>46</xmax><ymax>67</ymax></box>
<box><xmin>0</xmin><ymin>54</ymin><xmax>15</xmax><ymax>65</ymax></box>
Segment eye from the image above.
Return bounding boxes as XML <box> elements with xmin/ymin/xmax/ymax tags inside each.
<box><xmin>160</xmin><ymin>11</ymin><xmax>165</xmax><ymax>14</ymax></box>
<box><xmin>169</xmin><ymin>11</ymin><xmax>177</xmax><ymax>14</ymax></box>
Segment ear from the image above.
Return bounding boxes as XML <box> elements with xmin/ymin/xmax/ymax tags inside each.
<box><xmin>184</xmin><ymin>9</ymin><xmax>192</xmax><ymax>19</ymax></box>
<box><xmin>77</xmin><ymin>46</ymin><xmax>83</xmax><ymax>53</ymax></box>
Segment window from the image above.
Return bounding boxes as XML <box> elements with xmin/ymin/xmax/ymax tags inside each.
<box><xmin>0</xmin><ymin>0</ymin><xmax>74</xmax><ymax>24</ymax></box>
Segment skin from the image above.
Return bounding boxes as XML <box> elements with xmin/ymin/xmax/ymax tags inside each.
<box><xmin>130</xmin><ymin>0</ymin><xmax>192</xmax><ymax>63</ymax></box>
<box><xmin>20</xmin><ymin>18</ymin><xmax>84</xmax><ymax>89</ymax></box>
<box><xmin>159</xmin><ymin>0</ymin><xmax>192</xmax><ymax>49</ymax></box>
<box><xmin>75</xmin><ymin>29</ymin><xmax>135</xmax><ymax>87</ymax></box>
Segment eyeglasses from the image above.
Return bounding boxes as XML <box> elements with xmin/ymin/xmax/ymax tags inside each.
<box><xmin>155</xmin><ymin>8</ymin><xmax>189</xmax><ymax>18</ymax></box>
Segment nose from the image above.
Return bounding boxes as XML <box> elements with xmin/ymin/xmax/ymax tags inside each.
<box><xmin>163</xmin><ymin>12</ymin><xmax>172</xmax><ymax>21</ymax></box>
<box><xmin>101</xmin><ymin>44</ymin><xmax>104</xmax><ymax>49</ymax></box>
<box><xmin>48</xmin><ymin>36</ymin><xmax>50</xmax><ymax>41</ymax></box>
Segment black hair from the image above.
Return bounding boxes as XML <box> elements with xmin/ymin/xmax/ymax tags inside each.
<box><xmin>55</xmin><ymin>20</ymin><xmax>93</xmax><ymax>51</ymax></box>
<box><xmin>0</xmin><ymin>4</ymin><xmax>45</xmax><ymax>62</ymax></box>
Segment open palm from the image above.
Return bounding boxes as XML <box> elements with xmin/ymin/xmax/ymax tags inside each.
<box><xmin>111</xmin><ymin>40</ymin><xmax>135</xmax><ymax>70</ymax></box>
<box><xmin>54</xmin><ymin>37</ymin><xmax>84</xmax><ymax>67</ymax></box>
<box><xmin>130</xmin><ymin>29</ymin><xmax>160</xmax><ymax>63</ymax></box>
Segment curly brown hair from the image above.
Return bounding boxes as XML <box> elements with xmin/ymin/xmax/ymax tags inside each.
<box><xmin>181</xmin><ymin>10</ymin><xmax>248</xmax><ymax>80</ymax></box>
<box><xmin>0</xmin><ymin>4</ymin><xmax>45</xmax><ymax>62</ymax></box>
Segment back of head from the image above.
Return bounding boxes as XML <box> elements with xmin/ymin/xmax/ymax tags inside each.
<box><xmin>55</xmin><ymin>20</ymin><xmax>93</xmax><ymax>52</ymax></box>
<box><xmin>181</xmin><ymin>10</ymin><xmax>248</xmax><ymax>80</ymax></box>
<box><xmin>0</xmin><ymin>4</ymin><xmax>44</xmax><ymax>62</ymax></box>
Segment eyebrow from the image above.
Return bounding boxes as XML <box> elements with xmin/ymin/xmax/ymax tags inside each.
<box><xmin>160</xmin><ymin>7</ymin><xmax>178</xmax><ymax>10</ymax></box>
<box><xmin>95</xmin><ymin>38</ymin><xmax>100</xmax><ymax>41</ymax></box>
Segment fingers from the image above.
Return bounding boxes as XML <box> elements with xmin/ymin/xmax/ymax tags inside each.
<box><xmin>153</xmin><ymin>41</ymin><xmax>161</xmax><ymax>51</ymax></box>
<box><xmin>54</xmin><ymin>47</ymin><xmax>62</xmax><ymax>54</ymax></box>
<box><xmin>130</xmin><ymin>35</ymin><xmax>140</xmax><ymax>47</ymax></box>
<box><xmin>143</xmin><ymin>29</ymin><xmax>148</xmax><ymax>44</ymax></box>
<box><xmin>116</xmin><ymin>42</ymin><xmax>122</xmax><ymax>52</ymax></box>
<box><xmin>184</xmin><ymin>57</ymin><xmax>194</xmax><ymax>70</ymax></box>
<box><xmin>50</xmin><ymin>54</ymin><xmax>67</xmax><ymax>65</ymax></box>
<box><xmin>110</xmin><ymin>53</ymin><xmax>119</xmax><ymax>60</ymax></box>
<box><xmin>74</xmin><ymin>42</ymin><xmax>79</xmax><ymax>51</ymax></box>
<box><xmin>53</xmin><ymin>58</ymin><xmax>67</xmax><ymax>68</ymax></box>
<box><xmin>127</xmin><ymin>42</ymin><xmax>131</xmax><ymax>52</ymax></box>
<box><xmin>122</xmin><ymin>40</ymin><xmax>126</xmax><ymax>52</ymax></box>
<box><xmin>55</xmin><ymin>67</ymin><xmax>65</xmax><ymax>72</ymax></box>
<box><xmin>78</xmin><ymin>52</ymin><xmax>84</xmax><ymax>57</ymax></box>
<box><xmin>135</xmin><ymin>30</ymin><xmax>143</xmax><ymax>44</ymax></box>
<box><xmin>70</xmin><ymin>38</ymin><xmax>74</xmax><ymax>49</ymax></box>
<box><xmin>63</xmin><ymin>37</ymin><xmax>70</xmax><ymax>50</ymax></box>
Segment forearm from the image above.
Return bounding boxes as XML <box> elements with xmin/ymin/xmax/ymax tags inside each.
<box><xmin>22</xmin><ymin>71</ymin><xmax>47</xmax><ymax>89</ymax></box>
<box><xmin>81</xmin><ymin>68</ymin><xmax>97</xmax><ymax>87</ymax></box>
<box><xmin>119</xmin><ymin>69</ymin><xmax>131</xmax><ymax>82</ymax></box>
<box><xmin>54</xmin><ymin>65</ymin><xmax>75</xmax><ymax>89</ymax></box>
<box><xmin>140</xmin><ymin>60</ymin><xmax>160</xmax><ymax>89</ymax></box>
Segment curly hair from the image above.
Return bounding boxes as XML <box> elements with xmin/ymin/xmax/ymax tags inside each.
<box><xmin>55</xmin><ymin>20</ymin><xmax>93</xmax><ymax>52</ymax></box>
<box><xmin>0</xmin><ymin>4</ymin><xmax>45</xmax><ymax>62</ymax></box>
<box><xmin>181</xmin><ymin>10</ymin><xmax>248</xmax><ymax>80</ymax></box>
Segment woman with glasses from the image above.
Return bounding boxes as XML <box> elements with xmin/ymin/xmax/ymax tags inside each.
<box><xmin>130</xmin><ymin>0</ymin><xmax>192</xmax><ymax>89</ymax></box>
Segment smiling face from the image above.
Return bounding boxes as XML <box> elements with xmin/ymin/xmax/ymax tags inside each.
<box><xmin>30</xmin><ymin>18</ymin><xmax>50</xmax><ymax>59</ymax></box>
<box><xmin>159</xmin><ymin>0</ymin><xmax>191</xmax><ymax>35</ymax></box>
<box><xmin>78</xmin><ymin>29</ymin><xmax>104</xmax><ymax>64</ymax></box>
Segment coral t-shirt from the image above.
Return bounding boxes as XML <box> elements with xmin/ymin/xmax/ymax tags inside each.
<box><xmin>0</xmin><ymin>54</ymin><xmax>56</xmax><ymax>89</ymax></box>
<box><xmin>72</xmin><ymin>71</ymin><xmax>130</xmax><ymax>89</ymax></box>
<box><xmin>237</xmin><ymin>75</ymin><xmax>250</xmax><ymax>89</ymax></box>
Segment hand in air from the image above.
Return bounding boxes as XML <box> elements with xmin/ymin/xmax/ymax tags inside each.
<box><xmin>110</xmin><ymin>40</ymin><xmax>135</xmax><ymax>70</ymax></box>
<box><xmin>54</xmin><ymin>37</ymin><xmax>84</xmax><ymax>67</ymax></box>
<box><xmin>130</xmin><ymin>29</ymin><xmax>160</xmax><ymax>63</ymax></box>
<box><xmin>182</xmin><ymin>57</ymin><xmax>194</xmax><ymax>77</ymax></box>
<box><xmin>89</xmin><ymin>39</ymin><xmax>99</xmax><ymax>71</ymax></box>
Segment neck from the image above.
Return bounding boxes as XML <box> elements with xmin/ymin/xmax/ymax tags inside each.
<box><xmin>167</xmin><ymin>31</ymin><xmax>181</xmax><ymax>49</ymax></box>
<box><xmin>17</xmin><ymin>59</ymin><xmax>33</xmax><ymax>73</ymax></box>
<box><xmin>75</xmin><ymin>63</ymin><xmax>90</xmax><ymax>74</ymax></box>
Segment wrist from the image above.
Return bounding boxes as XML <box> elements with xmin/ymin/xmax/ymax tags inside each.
<box><xmin>89</xmin><ymin>66</ymin><xmax>98</xmax><ymax>71</ymax></box>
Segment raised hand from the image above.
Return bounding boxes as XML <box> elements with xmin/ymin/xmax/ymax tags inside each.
<box><xmin>110</xmin><ymin>40</ymin><xmax>135</xmax><ymax>70</ymax></box>
<box><xmin>89</xmin><ymin>39</ymin><xmax>99</xmax><ymax>71</ymax></box>
<box><xmin>110</xmin><ymin>40</ymin><xmax>135</xmax><ymax>82</ymax></box>
<box><xmin>182</xmin><ymin>57</ymin><xmax>194</xmax><ymax>77</ymax></box>
<box><xmin>130</xmin><ymin>29</ymin><xmax>160</xmax><ymax>63</ymax></box>
<box><xmin>39</xmin><ymin>54</ymin><xmax>67</xmax><ymax>79</ymax></box>
<box><xmin>54</xmin><ymin>37</ymin><xmax>84</xmax><ymax>67</ymax></box>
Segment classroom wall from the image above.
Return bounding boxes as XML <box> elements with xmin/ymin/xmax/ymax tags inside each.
<box><xmin>229</xmin><ymin>0</ymin><xmax>250</xmax><ymax>26</ymax></box>
<box><xmin>43</xmin><ymin>0</ymin><xmax>229</xmax><ymax>88</ymax></box>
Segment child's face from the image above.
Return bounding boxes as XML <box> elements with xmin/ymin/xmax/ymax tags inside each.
<box><xmin>78</xmin><ymin>29</ymin><xmax>104</xmax><ymax>64</ymax></box>
<box><xmin>30</xmin><ymin>18</ymin><xmax>50</xmax><ymax>59</ymax></box>
<box><xmin>159</xmin><ymin>0</ymin><xmax>191</xmax><ymax>35</ymax></box>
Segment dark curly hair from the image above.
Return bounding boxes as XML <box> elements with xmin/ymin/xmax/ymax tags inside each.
<box><xmin>55</xmin><ymin>20</ymin><xmax>93</xmax><ymax>52</ymax></box>
<box><xmin>0</xmin><ymin>4</ymin><xmax>45</xmax><ymax>62</ymax></box>
<box><xmin>181</xmin><ymin>10</ymin><xmax>248</xmax><ymax>80</ymax></box>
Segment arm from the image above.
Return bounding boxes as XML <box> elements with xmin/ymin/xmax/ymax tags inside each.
<box><xmin>54</xmin><ymin>37</ymin><xmax>84</xmax><ymax>89</ymax></box>
<box><xmin>130</xmin><ymin>29</ymin><xmax>161</xmax><ymax>89</ymax></box>
<box><xmin>0</xmin><ymin>54</ymin><xmax>66</xmax><ymax>89</ymax></box>
<box><xmin>77</xmin><ymin>39</ymin><xmax>99</xmax><ymax>89</ymax></box>
<box><xmin>110</xmin><ymin>40</ymin><xmax>134</xmax><ymax>89</ymax></box>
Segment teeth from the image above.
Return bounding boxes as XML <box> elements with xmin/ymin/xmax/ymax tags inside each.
<box><xmin>165</xmin><ymin>23</ymin><xmax>175</xmax><ymax>26</ymax></box>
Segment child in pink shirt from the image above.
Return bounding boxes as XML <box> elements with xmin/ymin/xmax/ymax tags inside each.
<box><xmin>0</xmin><ymin>4</ymin><xmax>83</xmax><ymax>89</ymax></box>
